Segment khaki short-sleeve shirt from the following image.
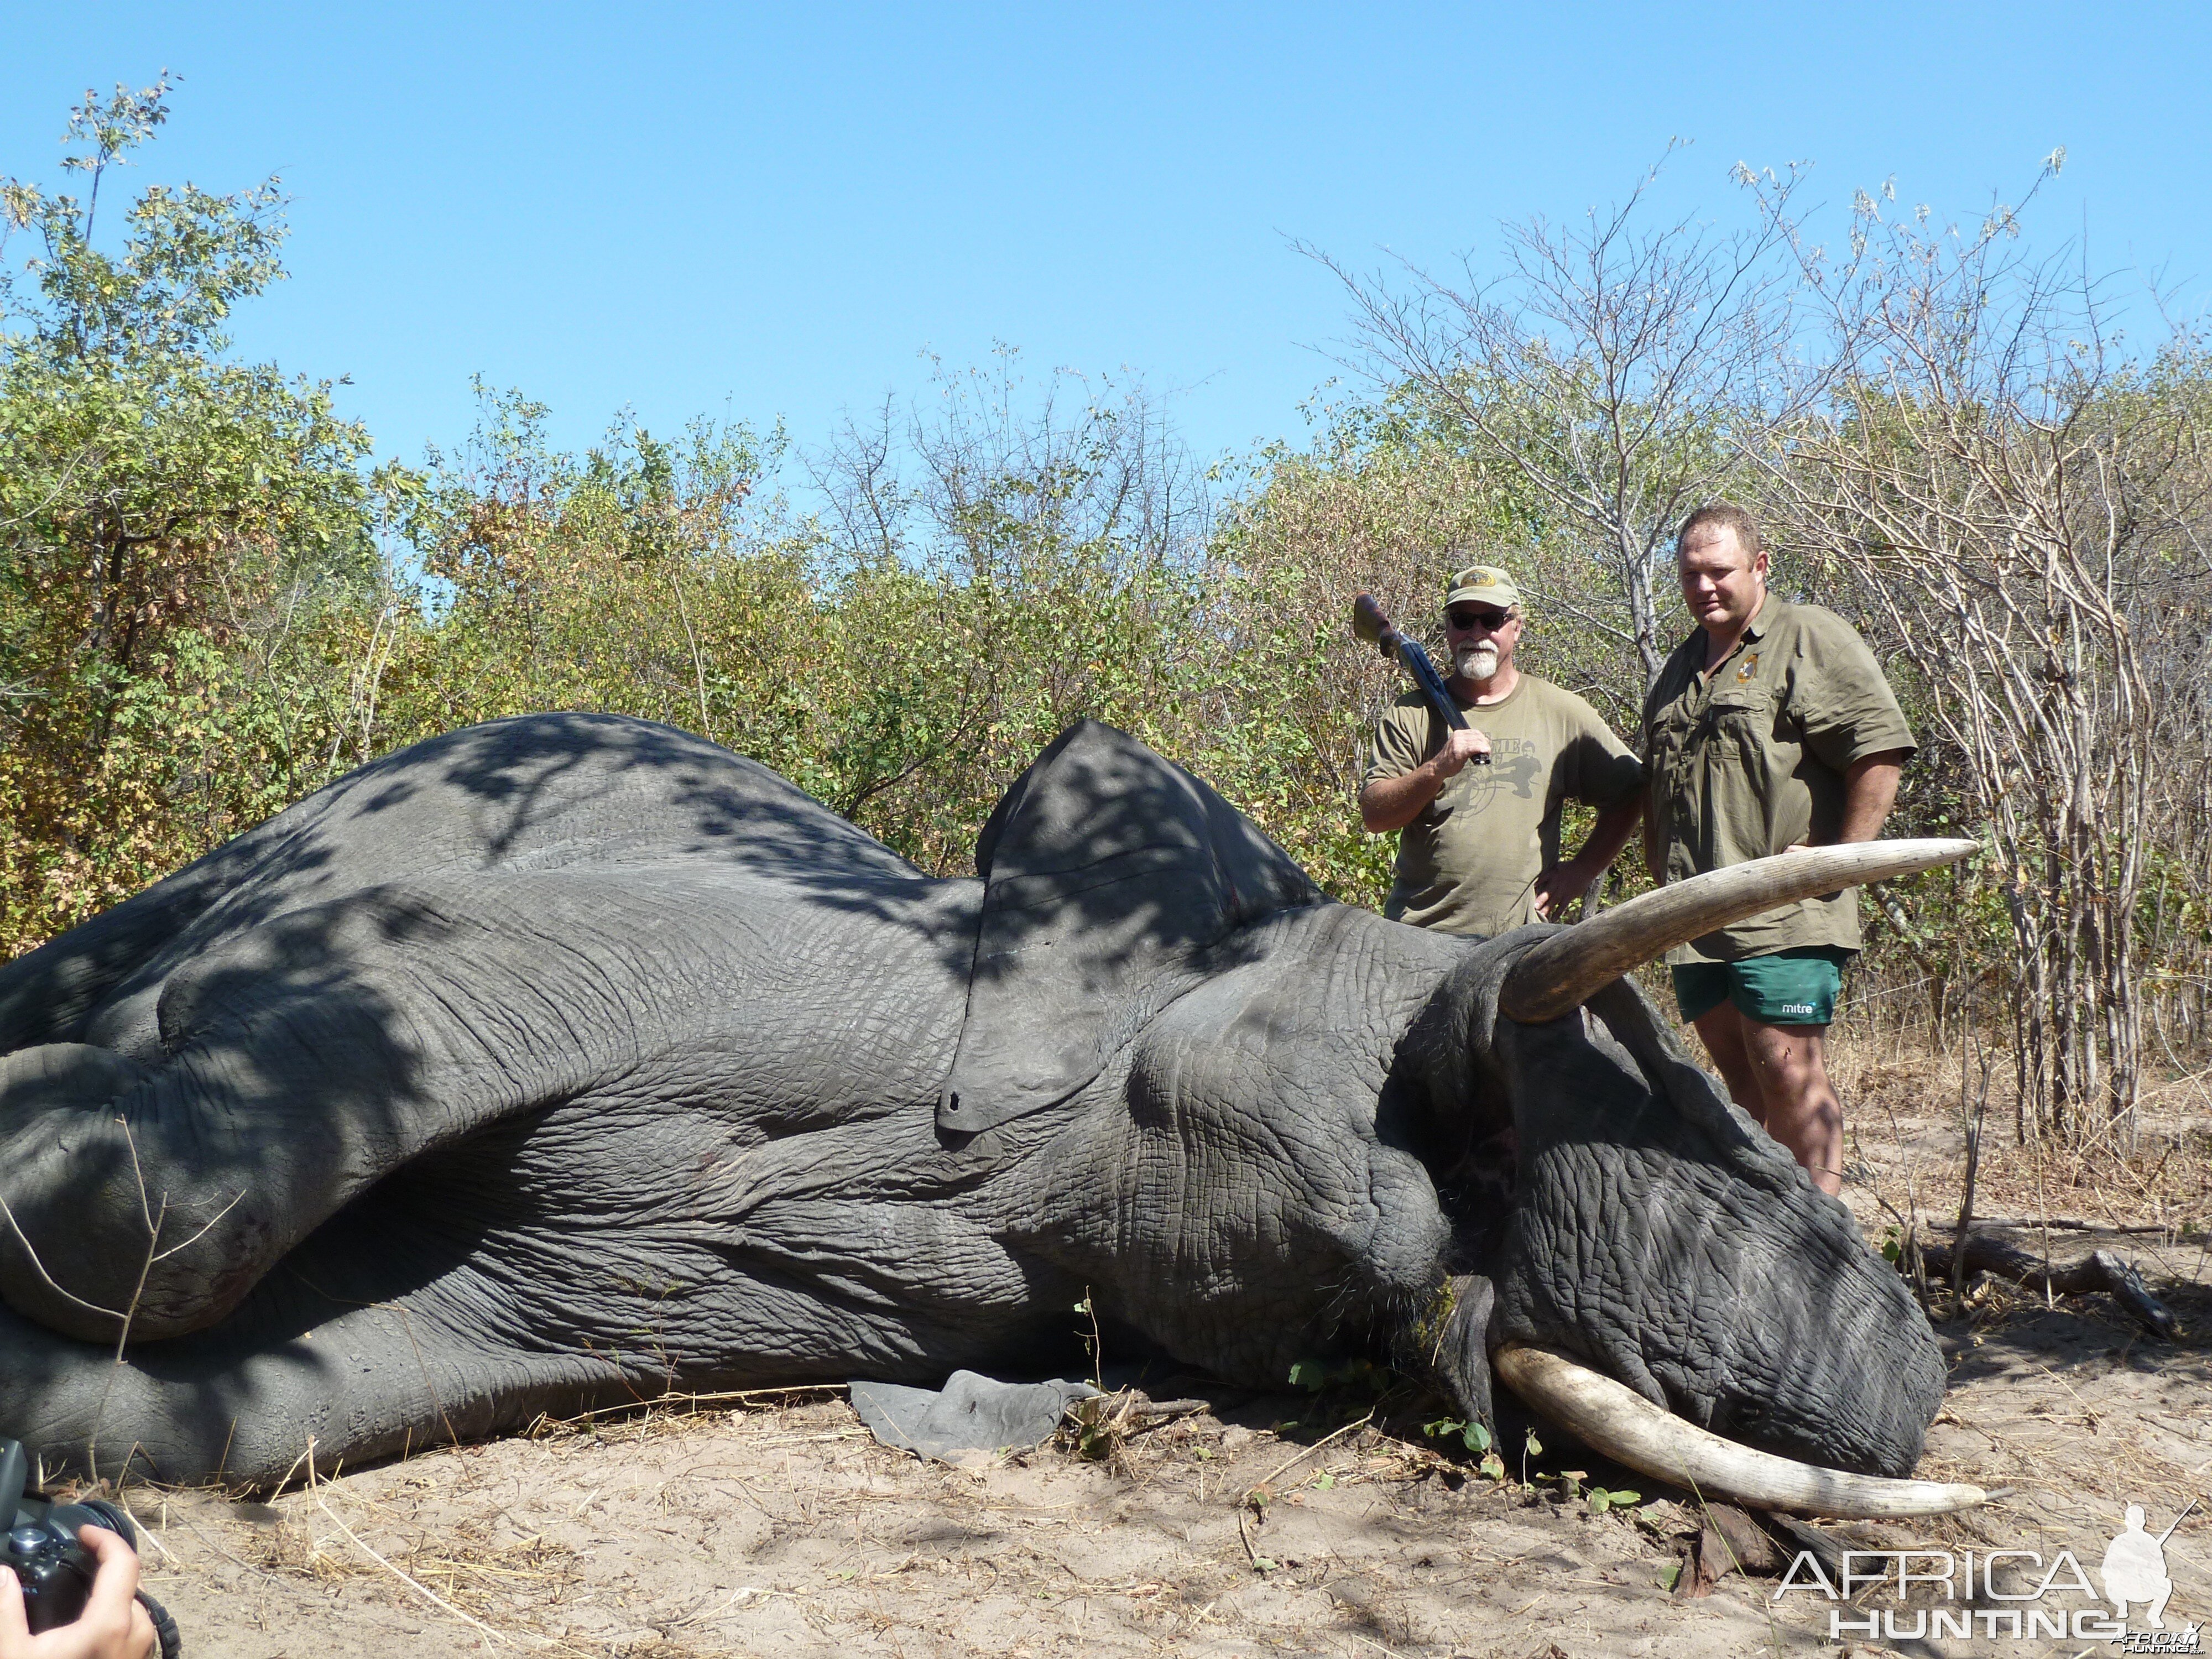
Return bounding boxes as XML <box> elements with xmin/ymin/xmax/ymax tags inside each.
<box><xmin>1363</xmin><ymin>675</ymin><xmax>1645</xmax><ymax>937</ymax></box>
<box><xmin>1642</xmin><ymin>595</ymin><xmax>1916</xmax><ymax>963</ymax></box>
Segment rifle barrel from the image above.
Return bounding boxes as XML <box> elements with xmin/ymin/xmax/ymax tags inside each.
<box><xmin>2156</xmin><ymin>1495</ymin><xmax>2199</xmax><ymax>1546</ymax></box>
<box><xmin>1349</xmin><ymin>593</ymin><xmax>1479</xmax><ymax>747</ymax></box>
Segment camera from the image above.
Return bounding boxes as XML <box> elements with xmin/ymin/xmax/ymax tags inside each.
<box><xmin>0</xmin><ymin>1439</ymin><xmax>135</xmax><ymax>1633</ymax></box>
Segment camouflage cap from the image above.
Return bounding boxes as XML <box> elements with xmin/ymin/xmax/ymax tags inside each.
<box><xmin>1444</xmin><ymin>565</ymin><xmax>1523</xmax><ymax>612</ymax></box>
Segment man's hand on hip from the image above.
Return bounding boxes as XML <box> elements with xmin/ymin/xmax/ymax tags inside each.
<box><xmin>1532</xmin><ymin>856</ymin><xmax>1598</xmax><ymax>921</ymax></box>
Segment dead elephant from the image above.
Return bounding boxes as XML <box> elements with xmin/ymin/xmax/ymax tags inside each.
<box><xmin>0</xmin><ymin>714</ymin><xmax>1978</xmax><ymax>1513</ymax></box>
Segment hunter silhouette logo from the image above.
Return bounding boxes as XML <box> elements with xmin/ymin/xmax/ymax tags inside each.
<box><xmin>1772</xmin><ymin>1496</ymin><xmax>2200</xmax><ymax>1647</ymax></box>
<box><xmin>2106</xmin><ymin>1499</ymin><xmax>2195</xmax><ymax>1638</ymax></box>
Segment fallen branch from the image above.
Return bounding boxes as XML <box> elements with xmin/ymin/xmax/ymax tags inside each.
<box><xmin>1120</xmin><ymin>1395</ymin><xmax>1209</xmax><ymax>1433</ymax></box>
<box><xmin>1921</xmin><ymin>1232</ymin><xmax>2178</xmax><ymax>1339</ymax></box>
<box><xmin>1676</xmin><ymin>1501</ymin><xmax>1783</xmax><ymax>1598</ymax></box>
<box><xmin>1942</xmin><ymin>1215</ymin><xmax>2177</xmax><ymax>1236</ymax></box>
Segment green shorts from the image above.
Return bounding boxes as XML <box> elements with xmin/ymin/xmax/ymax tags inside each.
<box><xmin>1671</xmin><ymin>946</ymin><xmax>1854</xmax><ymax>1027</ymax></box>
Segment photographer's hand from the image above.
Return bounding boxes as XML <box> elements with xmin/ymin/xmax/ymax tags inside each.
<box><xmin>0</xmin><ymin>1529</ymin><xmax>154</xmax><ymax>1659</ymax></box>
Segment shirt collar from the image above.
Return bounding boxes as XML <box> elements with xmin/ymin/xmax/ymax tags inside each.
<box><xmin>1677</xmin><ymin>590</ymin><xmax>1775</xmax><ymax>676</ymax></box>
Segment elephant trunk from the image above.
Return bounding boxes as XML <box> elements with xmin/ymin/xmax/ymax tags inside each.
<box><xmin>1491</xmin><ymin>1344</ymin><xmax>1987</xmax><ymax>1519</ymax></box>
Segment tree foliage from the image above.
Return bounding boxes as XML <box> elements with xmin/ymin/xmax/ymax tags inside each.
<box><xmin>9</xmin><ymin>88</ymin><xmax>2212</xmax><ymax>1147</ymax></box>
<box><xmin>1756</xmin><ymin>160</ymin><xmax>2212</xmax><ymax>1134</ymax></box>
<box><xmin>0</xmin><ymin>76</ymin><xmax>377</xmax><ymax>948</ymax></box>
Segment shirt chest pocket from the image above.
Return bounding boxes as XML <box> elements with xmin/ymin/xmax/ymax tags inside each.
<box><xmin>1704</xmin><ymin>682</ymin><xmax>1807</xmax><ymax>780</ymax></box>
<box><xmin>1647</xmin><ymin>690</ymin><xmax>1702</xmax><ymax>778</ymax></box>
<box><xmin>1694</xmin><ymin>682</ymin><xmax>1781</xmax><ymax>761</ymax></box>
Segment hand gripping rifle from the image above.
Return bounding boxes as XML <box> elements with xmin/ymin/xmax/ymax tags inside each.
<box><xmin>1351</xmin><ymin>593</ymin><xmax>1488</xmax><ymax>764</ymax></box>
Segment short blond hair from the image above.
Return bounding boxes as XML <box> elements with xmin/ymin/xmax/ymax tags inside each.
<box><xmin>1676</xmin><ymin>503</ymin><xmax>1765</xmax><ymax>562</ymax></box>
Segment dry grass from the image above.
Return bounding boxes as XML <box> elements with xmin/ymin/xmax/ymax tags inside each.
<box><xmin>242</xmin><ymin>1507</ymin><xmax>585</xmax><ymax>1620</ymax></box>
<box><xmin>1827</xmin><ymin>1018</ymin><xmax>2212</xmax><ymax>1277</ymax></box>
<box><xmin>1809</xmin><ymin>1018</ymin><xmax>2212</xmax><ymax>1552</ymax></box>
<box><xmin>127</xmin><ymin>1392</ymin><xmax>1775</xmax><ymax>1657</ymax></box>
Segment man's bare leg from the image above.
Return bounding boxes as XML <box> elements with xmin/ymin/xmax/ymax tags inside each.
<box><xmin>1691</xmin><ymin>1003</ymin><xmax>1764</xmax><ymax>1120</ymax></box>
<box><xmin>1741</xmin><ymin>1019</ymin><xmax>1843</xmax><ymax>1194</ymax></box>
<box><xmin>1692</xmin><ymin>1004</ymin><xmax>1844</xmax><ymax>1195</ymax></box>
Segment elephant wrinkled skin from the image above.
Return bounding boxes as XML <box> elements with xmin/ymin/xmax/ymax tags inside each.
<box><xmin>0</xmin><ymin>713</ymin><xmax>1949</xmax><ymax>1493</ymax></box>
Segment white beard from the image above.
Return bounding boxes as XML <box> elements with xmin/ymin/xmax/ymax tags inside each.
<box><xmin>1454</xmin><ymin>641</ymin><xmax>1500</xmax><ymax>681</ymax></box>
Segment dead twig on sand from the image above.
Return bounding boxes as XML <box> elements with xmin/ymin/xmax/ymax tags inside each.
<box><xmin>530</xmin><ymin>1384</ymin><xmax>849</xmax><ymax>1433</ymax></box>
<box><xmin>1246</xmin><ymin>1411</ymin><xmax>1376</xmax><ymax>1500</ymax></box>
<box><xmin>306</xmin><ymin>1441</ymin><xmax>525</xmax><ymax>1648</ymax></box>
<box><xmin>1953</xmin><ymin>1029</ymin><xmax>1993</xmax><ymax>1302</ymax></box>
<box><xmin>1235</xmin><ymin>1505</ymin><xmax>1269</xmax><ymax>1572</ymax></box>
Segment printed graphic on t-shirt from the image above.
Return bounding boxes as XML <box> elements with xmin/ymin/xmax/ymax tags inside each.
<box><xmin>1440</xmin><ymin>739</ymin><xmax>1544</xmax><ymax>818</ymax></box>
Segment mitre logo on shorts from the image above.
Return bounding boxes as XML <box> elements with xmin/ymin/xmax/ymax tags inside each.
<box><xmin>1772</xmin><ymin>1498</ymin><xmax>2201</xmax><ymax>1648</ymax></box>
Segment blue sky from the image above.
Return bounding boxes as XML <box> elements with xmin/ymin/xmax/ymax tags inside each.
<box><xmin>6</xmin><ymin>3</ymin><xmax>2208</xmax><ymax>477</ymax></box>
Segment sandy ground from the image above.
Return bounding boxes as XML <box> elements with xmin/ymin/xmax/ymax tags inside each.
<box><xmin>97</xmin><ymin>1053</ymin><xmax>2212</xmax><ymax>1659</ymax></box>
<box><xmin>126</xmin><ymin>1397</ymin><xmax>1800</xmax><ymax>1659</ymax></box>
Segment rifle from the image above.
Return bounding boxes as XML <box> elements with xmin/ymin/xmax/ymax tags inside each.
<box><xmin>1351</xmin><ymin>593</ymin><xmax>1488</xmax><ymax>764</ymax></box>
<box><xmin>2156</xmin><ymin>1495</ymin><xmax>2199</xmax><ymax>1547</ymax></box>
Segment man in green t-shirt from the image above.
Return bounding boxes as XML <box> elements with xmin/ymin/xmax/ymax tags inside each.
<box><xmin>1359</xmin><ymin>564</ymin><xmax>1646</xmax><ymax>937</ymax></box>
<box><xmin>1643</xmin><ymin>503</ymin><xmax>1915</xmax><ymax>1196</ymax></box>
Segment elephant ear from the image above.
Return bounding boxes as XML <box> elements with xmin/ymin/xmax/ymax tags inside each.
<box><xmin>937</xmin><ymin>721</ymin><xmax>1325</xmax><ymax>1134</ymax></box>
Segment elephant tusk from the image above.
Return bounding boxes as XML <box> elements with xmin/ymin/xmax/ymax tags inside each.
<box><xmin>1491</xmin><ymin>1343</ymin><xmax>1988</xmax><ymax>1518</ymax></box>
<box><xmin>1496</xmin><ymin>839</ymin><xmax>1976</xmax><ymax>1024</ymax></box>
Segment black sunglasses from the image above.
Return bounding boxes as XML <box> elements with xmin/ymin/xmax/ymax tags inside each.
<box><xmin>1446</xmin><ymin>607</ymin><xmax>1511</xmax><ymax>631</ymax></box>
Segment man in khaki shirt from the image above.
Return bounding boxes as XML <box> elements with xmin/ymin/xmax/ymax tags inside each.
<box><xmin>1643</xmin><ymin>504</ymin><xmax>1915</xmax><ymax>1194</ymax></box>
<box><xmin>1360</xmin><ymin>565</ymin><xmax>1646</xmax><ymax>937</ymax></box>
